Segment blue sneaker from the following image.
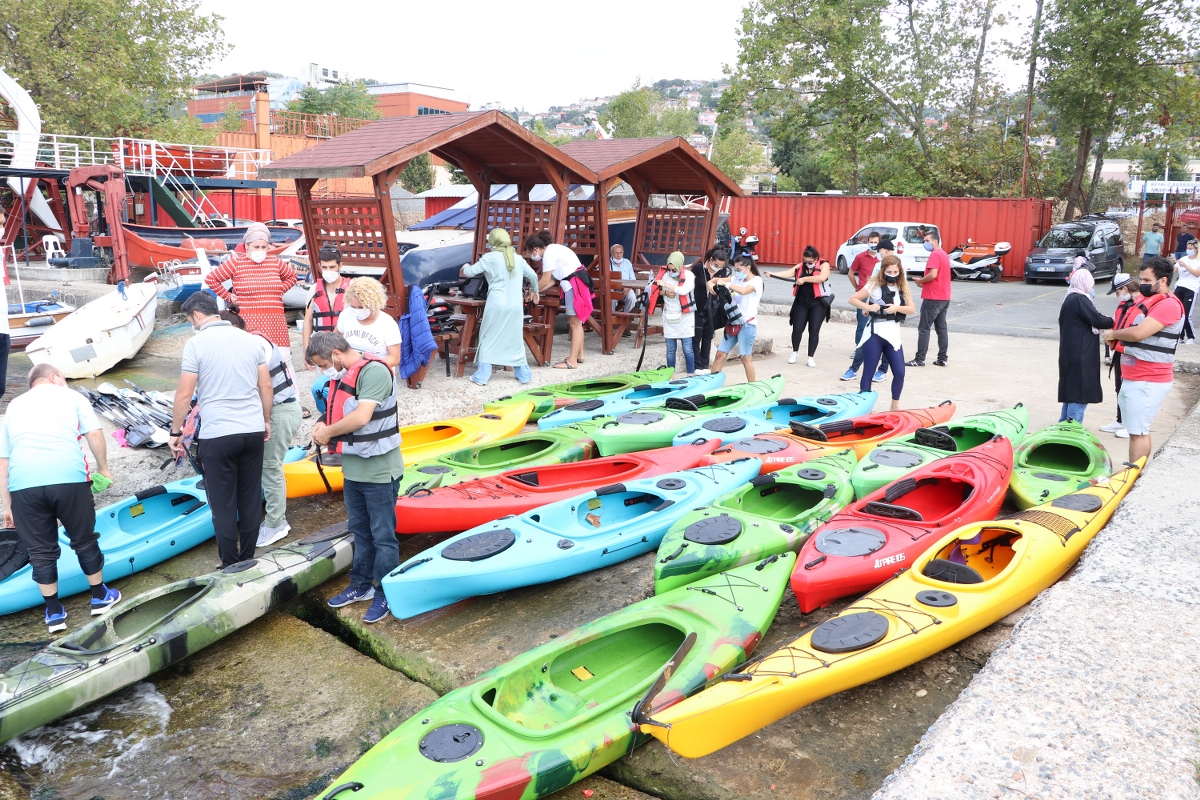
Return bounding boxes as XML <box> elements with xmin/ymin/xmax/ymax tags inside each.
<box><xmin>363</xmin><ymin>594</ymin><xmax>390</xmax><ymax>624</ymax></box>
<box><xmin>839</xmin><ymin>369</ymin><xmax>858</xmax><ymax>381</ymax></box>
<box><xmin>45</xmin><ymin>606</ymin><xmax>67</xmax><ymax>634</ymax></box>
<box><xmin>90</xmin><ymin>586</ymin><xmax>121</xmax><ymax>615</ymax></box>
<box><xmin>328</xmin><ymin>584</ymin><xmax>374</xmax><ymax>609</ymax></box>
<box><xmin>872</xmin><ymin>369</ymin><xmax>887</xmax><ymax>383</ymax></box>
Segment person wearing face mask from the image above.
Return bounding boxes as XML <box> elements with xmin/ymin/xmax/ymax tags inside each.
<box><xmin>647</xmin><ymin>251</ymin><xmax>696</xmax><ymax>376</ymax></box>
<box><xmin>1173</xmin><ymin>239</ymin><xmax>1200</xmax><ymax>344</ymax></box>
<box><xmin>691</xmin><ymin>247</ymin><xmax>728</xmax><ymax>374</ymax></box>
<box><xmin>610</xmin><ymin>244</ymin><xmax>638</xmax><ymax>313</ymax></box>
<box><xmin>462</xmin><ymin>228</ymin><xmax>539</xmax><ymax>386</ymax></box>
<box><xmin>710</xmin><ymin>255</ymin><xmax>763</xmax><ymax>382</ymax></box>
<box><xmin>1102</xmin><ymin>258</ymin><xmax>1185</xmax><ymax>462</ymax></box>
<box><xmin>843</xmin><ymin>236</ymin><xmax>890</xmax><ymax>383</ymax></box>
<box><xmin>907</xmin><ymin>230</ymin><xmax>951</xmax><ymax>368</ymax></box>
<box><xmin>769</xmin><ymin>245</ymin><xmax>831</xmax><ymax>367</ymax></box>
<box><xmin>1056</xmin><ymin>270</ymin><xmax>1114</xmax><ymax>424</ymax></box>
<box><xmin>849</xmin><ymin>254</ymin><xmax>915</xmax><ymax>410</ymax></box>
<box><xmin>169</xmin><ymin>291</ymin><xmax>274</xmax><ymax>569</ymax></box>
<box><xmin>307</xmin><ymin>331</ymin><xmax>403</xmax><ymax>625</ymax></box>
<box><xmin>335</xmin><ymin>277</ymin><xmax>402</xmax><ymax>370</ymax></box>
<box><xmin>203</xmin><ymin>222</ymin><xmax>297</xmax><ymax>359</ymax></box>
<box><xmin>1099</xmin><ymin>273</ymin><xmax>1136</xmax><ymax>439</ymax></box>
<box><xmin>527</xmin><ymin>232</ymin><xmax>592</xmax><ymax>369</ymax></box>
<box><xmin>303</xmin><ymin>246</ymin><xmax>352</xmax><ymax>365</ymax></box>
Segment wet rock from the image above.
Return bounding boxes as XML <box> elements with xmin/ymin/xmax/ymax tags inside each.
<box><xmin>546</xmin><ymin>775</ymin><xmax>658</xmax><ymax>800</ymax></box>
<box><xmin>0</xmin><ymin>612</ymin><xmax>437</xmax><ymax>800</ymax></box>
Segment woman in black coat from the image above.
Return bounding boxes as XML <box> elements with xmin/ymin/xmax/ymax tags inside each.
<box><xmin>1058</xmin><ymin>269</ymin><xmax>1114</xmax><ymax>423</ymax></box>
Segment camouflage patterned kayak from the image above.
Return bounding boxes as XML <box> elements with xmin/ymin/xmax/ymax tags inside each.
<box><xmin>318</xmin><ymin>552</ymin><xmax>794</xmax><ymax>800</ymax></box>
<box><xmin>654</xmin><ymin>449</ymin><xmax>857</xmax><ymax>594</ymax></box>
<box><xmin>397</xmin><ymin>428</ymin><xmax>597</xmax><ymax>495</ymax></box>
<box><xmin>0</xmin><ymin>524</ymin><xmax>353</xmax><ymax>744</ymax></box>
<box><xmin>485</xmin><ymin>367</ymin><xmax>676</xmax><ymax>420</ymax></box>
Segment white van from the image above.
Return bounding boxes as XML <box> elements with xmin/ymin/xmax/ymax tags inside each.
<box><xmin>834</xmin><ymin>221</ymin><xmax>941</xmax><ymax>275</ymax></box>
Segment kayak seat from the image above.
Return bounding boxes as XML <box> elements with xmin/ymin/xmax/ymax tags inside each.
<box><xmin>922</xmin><ymin>558</ymin><xmax>983</xmax><ymax>584</ymax></box>
<box><xmin>789</xmin><ymin>421</ymin><xmax>827</xmax><ymax>442</ymax></box>
<box><xmin>862</xmin><ymin>501</ymin><xmax>923</xmax><ymax>522</ymax></box>
<box><xmin>510</xmin><ymin>471</ymin><xmax>539</xmax><ymax>487</ymax></box>
<box><xmin>489</xmin><ymin>680</ymin><xmax>587</xmax><ymax>730</ymax></box>
<box><xmin>913</xmin><ymin>427</ymin><xmax>957</xmax><ymax>453</ymax></box>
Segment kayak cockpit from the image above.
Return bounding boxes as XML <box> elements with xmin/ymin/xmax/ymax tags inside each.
<box><xmin>52</xmin><ymin>579</ymin><xmax>215</xmax><ymax>654</ymax></box>
<box><xmin>719</xmin><ymin>482</ymin><xmax>827</xmax><ymax>520</ymax></box>
<box><xmin>107</xmin><ymin>485</ymin><xmax>206</xmax><ymax>537</ymax></box>
<box><xmin>922</xmin><ymin>527</ymin><xmax>1022</xmax><ymax>584</ymax></box>
<box><xmin>1019</xmin><ymin>442</ymin><xmax>1093</xmax><ymax>476</ymax></box>
<box><xmin>508</xmin><ymin>458</ymin><xmax>644</xmax><ymax>490</ymax></box>
<box><xmin>476</xmin><ymin>622</ymin><xmax>685</xmax><ymax>732</ymax></box>
<box><xmin>940</xmin><ymin>424</ymin><xmax>994</xmax><ymax>451</ymax></box>
<box><xmin>527</xmin><ymin>486</ymin><xmax>670</xmax><ymax>534</ymax></box>
<box><xmin>625</xmin><ymin>386</ymin><xmax>674</xmax><ymax>401</ymax></box>
<box><xmin>861</xmin><ymin>477</ymin><xmax>974</xmax><ymax>524</ymax></box>
<box><xmin>408</xmin><ymin>424</ymin><xmax>465</xmax><ymax>447</ymax></box>
<box><xmin>450</xmin><ymin>437</ymin><xmax>558</xmax><ymax>468</ymax></box>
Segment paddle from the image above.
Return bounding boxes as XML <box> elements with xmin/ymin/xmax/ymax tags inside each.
<box><xmin>96</xmin><ymin>383</ymin><xmax>170</xmax><ymax>446</ymax></box>
<box><xmin>631</xmin><ymin>631</ymin><xmax>697</xmax><ymax>728</ymax></box>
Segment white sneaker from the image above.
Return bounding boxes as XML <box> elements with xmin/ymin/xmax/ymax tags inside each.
<box><xmin>1114</xmin><ymin>428</ymin><xmax>1130</xmax><ymax>439</ymax></box>
<box><xmin>1099</xmin><ymin>420</ymin><xmax>1125</xmax><ymax>433</ymax></box>
<box><xmin>694</xmin><ymin>369</ymin><xmax>710</xmax><ymax>375</ymax></box>
<box><xmin>807</xmin><ymin>357</ymin><xmax>816</xmax><ymax>368</ymax></box>
<box><xmin>788</xmin><ymin>352</ymin><xmax>799</xmax><ymax>364</ymax></box>
<box><xmin>257</xmin><ymin>520</ymin><xmax>291</xmax><ymax>547</ymax></box>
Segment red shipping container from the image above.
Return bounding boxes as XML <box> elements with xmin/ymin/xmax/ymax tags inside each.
<box><xmin>728</xmin><ymin>195</ymin><xmax>1054</xmax><ymax>279</ymax></box>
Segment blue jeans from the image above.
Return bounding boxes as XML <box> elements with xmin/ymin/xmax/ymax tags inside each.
<box><xmin>472</xmin><ymin>362</ymin><xmax>531</xmax><ymax>386</ymax></box>
<box><xmin>345</xmin><ymin>476</ymin><xmax>401</xmax><ymax>590</ymax></box>
<box><xmin>850</xmin><ymin>310</ymin><xmax>888</xmax><ymax>374</ymax></box>
<box><xmin>666</xmin><ymin>337</ymin><xmax>694</xmax><ymax>373</ymax></box>
<box><xmin>1059</xmin><ymin>403</ymin><xmax>1087</xmax><ymax>423</ymax></box>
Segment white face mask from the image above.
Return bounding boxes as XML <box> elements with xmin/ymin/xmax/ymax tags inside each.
<box><xmin>322</xmin><ymin>366</ymin><xmax>338</xmax><ymax>377</ymax></box>
<box><xmin>322</xmin><ymin>270</ymin><xmax>341</xmax><ymax>284</ymax></box>
<box><xmin>247</xmin><ymin>249</ymin><xmax>266</xmax><ymax>263</ymax></box>
<box><xmin>352</xmin><ymin>307</ymin><xmax>372</xmax><ymax>321</ymax></box>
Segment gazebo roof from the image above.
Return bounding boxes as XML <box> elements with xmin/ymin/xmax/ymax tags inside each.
<box><xmin>258</xmin><ymin>110</ymin><xmax>596</xmax><ymax>186</ymax></box>
<box><xmin>559</xmin><ymin>137</ymin><xmax>742</xmax><ymax>197</ymax></box>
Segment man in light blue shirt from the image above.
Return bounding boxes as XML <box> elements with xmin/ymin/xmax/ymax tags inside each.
<box><xmin>611</xmin><ymin>244</ymin><xmax>638</xmax><ymax>313</ymax></box>
<box><xmin>0</xmin><ymin>363</ymin><xmax>119</xmax><ymax>632</ymax></box>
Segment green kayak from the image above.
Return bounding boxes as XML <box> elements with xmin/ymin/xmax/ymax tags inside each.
<box><xmin>850</xmin><ymin>405</ymin><xmax>1030</xmax><ymax>498</ymax></box>
<box><xmin>0</xmin><ymin>524</ymin><xmax>353</xmax><ymax>744</ymax></box>
<box><xmin>1008</xmin><ymin>420</ymin><xmax>1111</xmax><ymax>509</ymax></box>
<box><xmin>397</xmin><ymin>429</ymin><xmax>596</xmax><ymax>494</ymax></box>
<box><xmin>654</xmin><ymin>449</ymin><xmax>857</xmax><ymax>594</ymax></box>
<box><xmin>588</xmin><ymin>375</ymin><xmax>787</xmax><ymax>456</ymax></box>
<box><xmin>485</xmin><ymin>367</ymin><xmax>676</xmax><ymax>420</ymax></box>
<box><xmin>318</xmin><ymin>553</ymin><xmax>794</xmax><ymax>800</ymax></box>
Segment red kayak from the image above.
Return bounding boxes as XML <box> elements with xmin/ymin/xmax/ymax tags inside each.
<box><xmin>701</xmin><ymin>403</ymin><xmax>956</xmax><ymax>473</ymax></box>
<box><xmin>790</xmin><ymin>436</ymin><xmax>1014</xmax><ymax>613</ymax></box>
<box><xmin>394</xmin><ymin>440</ymin><xmax>723</xmax><ymax>534</ymax></box>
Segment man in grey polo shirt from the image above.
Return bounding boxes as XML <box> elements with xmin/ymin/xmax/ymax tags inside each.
<box><xmin>168</xmin><ymin>292</ymin><xmax>273</xmax><ymax>567</ymax></box>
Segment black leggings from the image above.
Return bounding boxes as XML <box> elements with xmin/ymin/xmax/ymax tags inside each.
<box><xmin>10</xmin><ymin>481</ymin><xmax>103</xmax><ymax>586</ymax></box>
<box><xmin>790</xmin><ymin>297</ymin><xmax>826</xmax><ymax>357</ymax></box>
<box><xmin>1113</xmin><ymin>358</ymin><xmax>1123</xmax><ymax>423</ymax></box>
<box><xmin>860</xmin><ymin>336</ymin><xmax>907</xmax><ymax>401</ymax></box>
<box><xmin>1175</xmin><ymin>286</ymin><xmax>1196</xmax><ymax>341</ymax></box>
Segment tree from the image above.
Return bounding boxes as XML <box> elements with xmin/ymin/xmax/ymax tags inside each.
<box><xmin>772</xmin><ymin>131</ymin><xmax>835</xmax><ymax>192</ymax></box>
<box><xmin>600</xmin><ymin>82</ymin><xmax>660</xmax><ymax>138</ymax></box>
<box><xmin>712</xmin><ymin>125</ymin><xmax>763</xmax><ymax>185</ymax></box>
<box><xmin>287</xmin><ymin>80</ymin><xmax>380</xmax><ymax>119</ymax></box>
<box><xmin>659</xmin><ymin>107</ymin><xmax>696</xmax><ymax>138</ymax></box>
<box><xmin>400</xmin><ymin>153</ymin><xmax>433</xmax><ymax>194</ymax></box>
<box><xmin>217</xmin><ymin>102</ymin><xmax>246</xmax><ymax>133</ymax></box>
<box><xmin>143</xmin><ymin>113</ymin><xmax>216</xmax><ymax>146</ymax></box>
<box><xmin>0</xmin><ymin>0</ymin><xmax>227</xmax><ymax>136</ymax></box>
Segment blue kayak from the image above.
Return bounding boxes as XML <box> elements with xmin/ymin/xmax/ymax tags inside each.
<box><xmin>0</xmin><ymin>477</ymin><xmax>211</xmax><ymax>616</ymax></box>
<box><xmin>381</xmin><ymin>458</ymin><xmax>762</xmax><ymax>619</ymax></box>
<box><xmin>537</xmin><ymin>373</ymin><xmax>726</xmax><ymax>429</ymax></box>
<box><xmin>671</xmin><ymin>391</ymin><xmax>878</xmax><ymax>446</ymax></box>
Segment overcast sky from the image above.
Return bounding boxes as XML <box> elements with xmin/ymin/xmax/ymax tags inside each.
<box><xmin>196</xmin><ymin>0</ymin><xmax>747</xmax><ymax>110</ymax></box>
<box><xmin>196</xmin><ymin>0</ymin><xmax>1034</xmax><ymax>111</ymax></box>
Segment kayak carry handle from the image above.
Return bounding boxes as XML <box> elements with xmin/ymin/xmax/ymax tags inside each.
<box><xmin>323</xmin><ymin>783</ymin><xmax>363</xmax><ymax>799</ymax></box>
<box><xmin>405</xmin><ymin>486</ymin><xmax>434</xmax><ymax>498</ymax></box>
<box><xmin>135</xmin><ymin>485</ymin><xmax>167</xmax><ymax>501</ymax></box>
<box><xmin>659</xmin><ymin>543</ymin><xmax>688</xmax><ymax>563</ymax></box>
<box><xmin>390</xmin><ymin>557</ymin><xmax>431</xmax><ymax>577</ymax></box>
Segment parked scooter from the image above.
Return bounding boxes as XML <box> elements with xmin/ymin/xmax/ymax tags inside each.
<box><xmin>948</xmin><ymin>240</ymin><xmax>1010</xmax><ymax>282</ymax></box>
<box><xmin>730</xmin><ymin>227</ymin><xmax>760</xmax><ymax>263</ymax></box>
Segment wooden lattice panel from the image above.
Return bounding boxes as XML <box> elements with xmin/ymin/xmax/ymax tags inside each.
<box><xmin>562</xmin><ymin>201</ymin><xmax>600</xmax><ymax>258</ymax></box>
<box><xmin>308</xmin><ymin>198</ymin><xmax>387</xmax><ymax>268</ymax></box>
<box><xmin>640</xmin><ymin>208</ymin><xmax>711</xmax><ymax>258</ymax></box>
<box><xmin>481</xmin><ymin>201</ymin><xmax>555</xmax><ymax>251</ymax></box>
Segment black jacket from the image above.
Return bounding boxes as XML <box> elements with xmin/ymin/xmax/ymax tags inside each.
<box><xmin>1058</xmin><ymin>293</ymin><xmax>1114</xmax><ymax>404</ymax></box>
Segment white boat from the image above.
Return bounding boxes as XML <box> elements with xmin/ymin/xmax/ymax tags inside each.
<box><xmin>26</xmin><ymin>283</ymin><xmax>158</xmax><ymax>379</ymax></box>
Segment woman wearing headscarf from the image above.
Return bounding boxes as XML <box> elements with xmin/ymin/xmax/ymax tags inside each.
<box><xmin>648</xmin><ymin>251</ymin><xmax>696</xmax><ymax>376</ymax></box>
<box><xmin>1057</xmin><ymin>269</ymin><xmax>1114</xmax><ymax>423</ymax></box>
<box><xmin>204</xmin><ymin>222</ymin><xmax>298</xmax><ymax>355</ymax></box>
<box><xmin>463</xmin><ymin>228</ymin><xmax>539</xmax><ymax>386</ymax></box>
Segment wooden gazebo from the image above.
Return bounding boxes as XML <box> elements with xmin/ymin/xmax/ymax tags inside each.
<box><xmin>257</xmin><ymin>110</ymin><xmax>596</xmax><ymax>316</ymax></box>
<box><xmin>559</xmin><ymin>138</ymin><xmax>743</xmax><ymax>353</ymax></box>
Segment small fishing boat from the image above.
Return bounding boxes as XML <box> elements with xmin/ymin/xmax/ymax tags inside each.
<box><xmin>7</xmin><ymin>296</ymin><xmax>76</xmax><ymax>350</ymax></box>
<box><xmin>25</xmin><ymin>282</ymin><xmax>158</xmax><ymax>379</ymax></box>
<box><xmin>123</xmin><ymin>224</ymin><xmax>299</xmax><ymax>270</ymax></box>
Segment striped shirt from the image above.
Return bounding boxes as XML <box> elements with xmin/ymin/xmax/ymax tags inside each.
<box><xmin>204</xmin><ymin>253</ymin><xmax>298</xmax><ymax>347</ymax></box>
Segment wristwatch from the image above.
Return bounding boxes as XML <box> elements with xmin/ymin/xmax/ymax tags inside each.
<box><xmin>170</xmin><ymin>431</ymin><xmax>182</xmax><ymax>437</ymax></box>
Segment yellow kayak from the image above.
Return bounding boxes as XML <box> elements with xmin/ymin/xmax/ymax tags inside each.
<box><xmin>283</xmin><ymin>402</ymin><xmax>533</xmax><ymax>498</ymax></box>
<box><xmin>641</xmin><ymin>458</ymin><xmax>1144</xmax><ymax>758</ymax></box>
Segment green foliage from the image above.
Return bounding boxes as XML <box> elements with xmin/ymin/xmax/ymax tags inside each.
<box><xmin>287</xmin><ymin>80</ymin><xmax>381</xmax><ymax>120</ymax></box>
<box><xmin>1090</xmin><ymin>179</ymin><xmax>1131</xmax><ymax>210</ymax></box>
<box><xmin>400</xmin><ymin>153</ymin><xmax>433</xmax><ymax>194</ymax></box>
<box><xmin>449</xmin><ymin>165</ymin><xmax>473</xmax><ymax>185</ymax></box>
<box><xmin>1122</xmin><ymin>140</ymin><xmax>1193</xmax><ymax>182</ymax></box>
<box><xmin>143</xmin><ymin>114</ymin><xmax>217</xmax><ymax>146</ymax></box>
<box><xmin>0</xmin><ymin>0</ymin><xmax>228</xmax><ymax>136</ymax></box>
<box><xmin>772</xmin><ymin>133</ymin><xmax>834</xmax><ymax>192</ymax></box>
<box><xmin>530</xmin><ymin>118</ymin><xmax>573</xmax><ymax>147</ymax></box>
<box><xmin>712</xmin><ymin>125</ymin><xmax>763</xmax><ymax>185</ymax></box>
<box><xmin>217</xmin><ymin>102</ymin><xmax>247</xmax><ymax>133</ymax></box>
<box><xmin>600</xmin><ymin>82</ymin><xmax>660</xmax><ymax>138</ymax></box>
<box><xmin>658</xmin><ymin>107</ymin><xmax>696</xmax><ymax>138</ymax></box>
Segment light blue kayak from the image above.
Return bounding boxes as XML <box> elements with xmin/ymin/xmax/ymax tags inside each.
<box><xmin>537</xmin><ymin>373</ymin><xmax>726</xmax><ymax>430</ymax></box>
<box><xmin>381</xmin><ymin>458</ymin><xmax>762</xmax><ymax>619</ymax></box>
<box><xmin>0</xmin><ymin>476</ymin><xmax>211</xmax><ymax>616</ymax></box>
<box><xmin>671</xmin><ymin>391</ymin><xmax>878</xmax><ymax>447</ymax></box>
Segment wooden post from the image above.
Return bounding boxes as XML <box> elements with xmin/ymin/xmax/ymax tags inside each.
<box><xmin>296</xmin><ymin>179</ymin><xmax>321</xmax><ymax>266</ymax></box>
<box><xmin>595</xmin><ymin>182</ymin><xmax>614</xmax><ymax>353</ymax></box>
<box><xmin>472</xmin><ymin>182</ymin><xmax>490</xmax><ymax>262</ymax></box>
<box><xmin>375</xmin><ymin>164</ymin><xmax>408</xmax><ymax>317</ymax></box>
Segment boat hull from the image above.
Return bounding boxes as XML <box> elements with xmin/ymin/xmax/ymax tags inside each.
<box><xmin>397</xmin><ymin>428</ymin><xmax>595</xmax><ymax>495</ymax></box>
<box><xmin>25</xmin><ymin>283</ymin><xmax>158</xmax><ymax>379</ymax></box>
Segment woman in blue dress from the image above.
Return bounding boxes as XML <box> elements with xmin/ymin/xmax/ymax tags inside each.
<box><xmin>463</xmin><ymin>228</ymin><xmax>540</xmax><ymax>386</ymax></box>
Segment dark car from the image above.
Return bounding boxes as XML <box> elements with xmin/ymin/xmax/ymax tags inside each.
<box><xmin>1024</xmin><ymin>217</ymin><xmax>1123</xmax><ymax>284</ymax></box>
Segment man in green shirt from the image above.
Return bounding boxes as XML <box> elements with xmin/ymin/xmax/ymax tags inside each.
<box><xmin>307</xmin><ymin>332</ymin><xmax>403</xmax><ymax>623</ymax></box>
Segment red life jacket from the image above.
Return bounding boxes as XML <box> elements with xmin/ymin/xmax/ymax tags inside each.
<box><xmin>794</xmin><ymin>260</ymin><xmax>832</xmax><ymax>298</ymax></box>
<box><xmin>1110</xmin><ymin>298</ymin><xmax>1139</xmax><ymax>354</ymax></box>
<box><xmin>310</xmin><ymin>278</ymin><xmax>351</xmax><ymax>332</ymax></box>
<box><xmin>324</xmin><ymin>353</ymin><xmax>400</xmax><ymax>457</ymax></box>
<box><xmin>647</xmin><ymin>267</ymin><xmax>693</xmax><ymax>315</ymax></box>
<box><xmin>1114</xmin><ymin>291</ymin><xmax>1185</xmax><ymax>362</ymax></box>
